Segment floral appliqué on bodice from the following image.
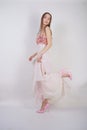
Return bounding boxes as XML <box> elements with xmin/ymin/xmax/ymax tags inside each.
<box><xmin>36</xmin><ymin>33</ymin><xmax>48</xmax><ymax>45</ymax></box>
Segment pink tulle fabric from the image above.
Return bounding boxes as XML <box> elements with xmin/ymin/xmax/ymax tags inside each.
<box><xmin>32</xmin><ymin>34</ymin><xmax>72</xmax><ymax>104</ymax></box>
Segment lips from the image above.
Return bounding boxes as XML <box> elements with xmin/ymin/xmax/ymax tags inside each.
<box><xmin>44</xmin><ymin>22</ymin><xmax>48</xmax><ymax>24</ymax></box>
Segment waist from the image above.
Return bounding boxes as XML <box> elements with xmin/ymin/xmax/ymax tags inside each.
<box><xmin>36</xmin><ymin>42</ymin><xmax>48</xmax><ymax>45</ymax></box>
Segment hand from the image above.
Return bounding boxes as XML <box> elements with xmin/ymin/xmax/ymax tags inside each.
<box><xmin>37</xmin><ymin>55</ymin><xmax>42</xmax><ymax>63</ymax></box>
<box><xmin>28</xmin><ymin>56</ymin><xmax>33</xmax><ymax>61</ymax></box>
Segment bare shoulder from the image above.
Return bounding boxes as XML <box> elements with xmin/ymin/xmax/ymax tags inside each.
<box><xmin>45</xmin><ymin>27</ymin><xmax>52</xmax><ymax>38</ymax></box>
<box><xmin>45</xmin><ymin>26</ymin><xmax>52</xmax><ymax>34</ymax></box>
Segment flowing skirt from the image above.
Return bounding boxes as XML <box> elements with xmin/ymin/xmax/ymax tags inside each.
<box><xmin>32</xmin><ymin>43</ymin><xmax>71</xmax><ymax>104</ymax></box>
<box><xmin>30</xmin><ymin>43</ymin><xmax>87</xmax><ymax>108</ymax></box>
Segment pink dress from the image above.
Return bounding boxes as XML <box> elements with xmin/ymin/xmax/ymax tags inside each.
<box><xmin>32</xmin><ymin>33</ymin><xmax>72</xmax><ymax>104</ymax></box>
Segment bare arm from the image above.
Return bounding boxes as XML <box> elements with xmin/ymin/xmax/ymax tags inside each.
<box><xmin>37</xmin><ymin>26</ymin><xmax>52</xmax><ymax>57</ymax></box>
<box><xmin>29</xmin><ymin>26</ymin><xmax>52</xmax><ymax>62</ymax></box>
<box><xmin>28</xmin><ymin>52</ymin><xmax>38</xmax><ymax>61</ymax></box>
<box><xmin>32</xmin><ymin>52</ymin><xmax>38</xmax><ymax>57</ymax></box>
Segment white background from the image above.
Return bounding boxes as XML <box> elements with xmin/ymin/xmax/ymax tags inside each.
<box><xmin>0</xmin><ymin>0</ymin><xmax>87</xmax><ymax>106</ymax></box>
<box><xmin>0</xmin><ymin>1</ymin><xmax>87</xmax><ymax>130</ymax></box>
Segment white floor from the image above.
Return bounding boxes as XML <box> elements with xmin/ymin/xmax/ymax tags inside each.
<box><xmin>0</xmin><ymin>101</ymin><xmax>87</xmax><ymax>130</ymax></box>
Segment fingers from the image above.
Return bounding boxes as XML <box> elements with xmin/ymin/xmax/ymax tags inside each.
<box><xmin>37</xmin><ymin>57</ymin><xmax>42</xmax><ymax>62</ymax></box>
<box><xmin>28</xmin><ymin>57</ymin><xmax>32</xmax><ymax>61</ymax></box>
<box><xmin>37</xmin><ymin>59</ymin><xmax>41</xmax><ymax>62</ymax></box>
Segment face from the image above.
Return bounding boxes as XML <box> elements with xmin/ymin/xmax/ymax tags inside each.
<box><xmin>42</xmin><ymin>14</ymin><xmax>51</xmax><ymax>26</ymax></box>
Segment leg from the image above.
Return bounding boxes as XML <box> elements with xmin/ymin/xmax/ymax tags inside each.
<box><xmin>37</xmin><ymin>98</ymin><xmax>50</xmax><ymax>113</ymax></box>
<box><xmin>40</xmin><ymin>99</ymin><xmax>48</xmax><ymax>110</ymax></box>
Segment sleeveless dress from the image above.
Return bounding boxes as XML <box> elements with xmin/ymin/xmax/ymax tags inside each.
<box><xmin>32</xmin><ymin>33</ymin><xmax>72</xmax><ymax>104</ymax></box>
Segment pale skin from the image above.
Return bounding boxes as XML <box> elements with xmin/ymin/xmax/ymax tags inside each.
<box><xmin>29</xmin><ymin>26</ymin><xmax>52</xmax><ymax>63</ymax></box>
<box><xmin>29</xmin><ymin>14</ymin><xmax>70</xmax><ymax>110</ymax></box>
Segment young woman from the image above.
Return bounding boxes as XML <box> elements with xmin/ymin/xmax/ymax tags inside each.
<box><xmin>29</xmin><ymin>12</ymin><xmax>72</xmax><ymax>113</ymax></box>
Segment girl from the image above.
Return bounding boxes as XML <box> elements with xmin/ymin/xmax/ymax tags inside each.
<box><xmin>29</xmin><ymin>12</ymin><xmax>72</xmax><ymax>113</ymax></box>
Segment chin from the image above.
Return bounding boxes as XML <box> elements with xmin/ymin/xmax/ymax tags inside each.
<box><xmin>43</xmin><ymin>23</ymin><xmax>49</xmax><ymax>26</ymax></box>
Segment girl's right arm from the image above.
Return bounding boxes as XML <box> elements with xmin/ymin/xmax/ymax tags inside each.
<box><xmin>28</xmin><ymin>52</ymin><xmax>38</xmax><ymax>61</ymax></box>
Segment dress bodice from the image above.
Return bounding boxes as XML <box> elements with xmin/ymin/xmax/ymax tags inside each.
<box><xmin>36</xmin><ymin>33</ymin><xmax>48</xmax><ymax>45</ymax></box>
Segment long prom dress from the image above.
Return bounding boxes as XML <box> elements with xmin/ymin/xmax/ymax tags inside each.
<box><xmin>32</xmin><ymin>32</ymin><xmax>72</xmax><ymax>105</ymax></box>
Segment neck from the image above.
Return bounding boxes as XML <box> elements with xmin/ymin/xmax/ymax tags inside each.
<box><xmin>41</xmin><ymin>25</ymin><xmax>46</xmax><ymax>31</ymax></box>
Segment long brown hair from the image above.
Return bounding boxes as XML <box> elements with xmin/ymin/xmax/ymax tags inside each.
<box><xmin>39</xmin><ymin>12</ymin><xmax>52</xmax><ymax>32</ymax></box>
